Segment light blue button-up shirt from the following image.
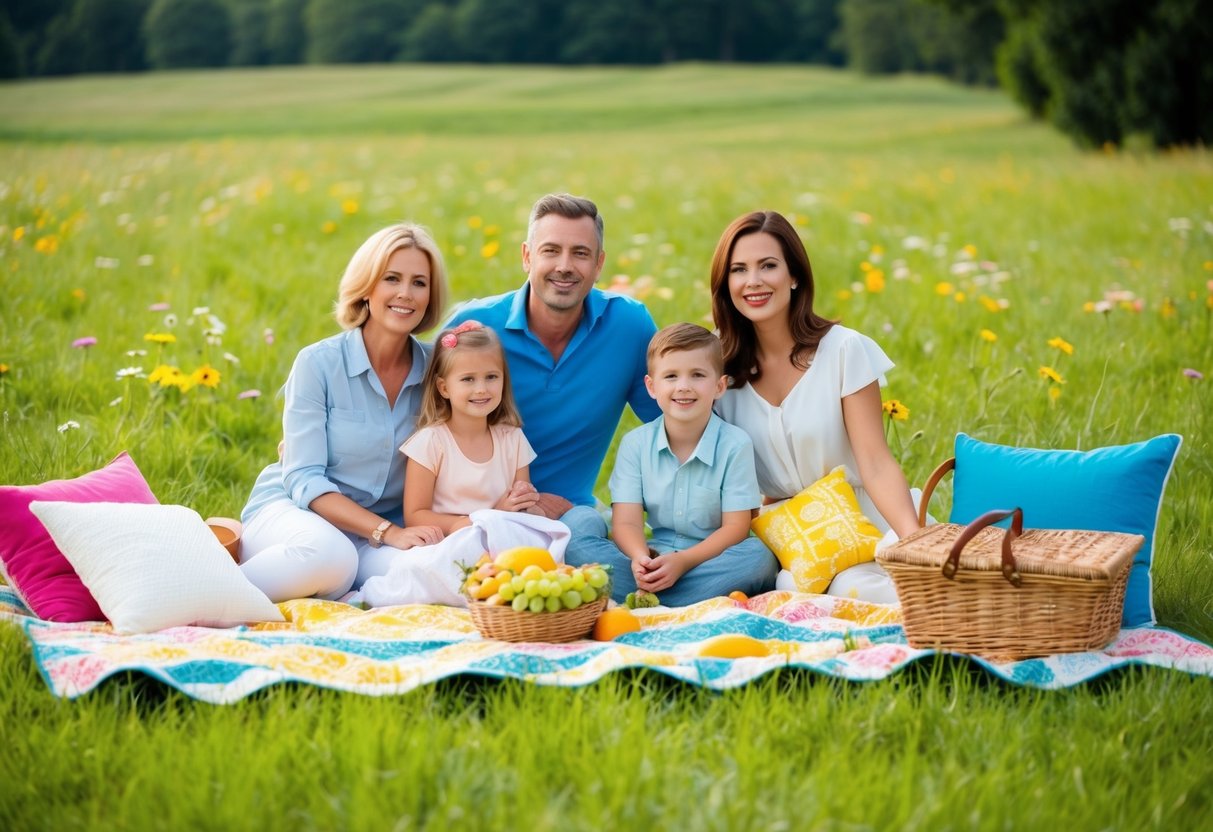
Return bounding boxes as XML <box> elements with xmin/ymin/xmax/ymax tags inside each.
<box><xmin>241</xmin><ymin>328</ymin><xmax>428</xmax><ymax>529</ymax></box>
<box><xmin>608</xmin><ymin>413</ymin><xmax>760</xmax><ymax>553</ymax></box>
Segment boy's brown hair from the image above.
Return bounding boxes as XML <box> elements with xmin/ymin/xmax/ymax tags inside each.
<box><xmin>646</xmin><ymin>323</ymin><xmax>725</xmax><ymax>376</ymax></box>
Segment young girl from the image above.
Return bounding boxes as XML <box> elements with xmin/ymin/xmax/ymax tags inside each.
<box><xmin>401</xmin><ymin>320</ymin><xmax>542</xmax><ymax>532</ymax></box>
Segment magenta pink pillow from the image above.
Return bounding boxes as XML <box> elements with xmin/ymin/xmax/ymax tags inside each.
<box><xmin>0</xmin><ymin>451</ymin><xmax>158</xmax><ymax>621</ymax></box>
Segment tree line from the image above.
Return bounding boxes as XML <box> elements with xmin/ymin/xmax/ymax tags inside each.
<box><xmin>1</xmin><ymin>0</ymin><xmax>1209</xmax><ymax>148</ymax></box>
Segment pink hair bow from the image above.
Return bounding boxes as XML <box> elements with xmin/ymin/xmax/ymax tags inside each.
<box><xmin>440</xmin><ymin>320</ymin><xmax>483</xmax><ymax>349</ymax></box>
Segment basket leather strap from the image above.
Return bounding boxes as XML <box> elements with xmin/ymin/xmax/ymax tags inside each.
<box><xmin>944</xmin><ymin>508</ymin><xmax>1024</xmax><ymax>587</ymax></box>
<box><xmin>918</xmin><ymin>457</ymin><xmax>955</xmax><ymax>527</ymax></box>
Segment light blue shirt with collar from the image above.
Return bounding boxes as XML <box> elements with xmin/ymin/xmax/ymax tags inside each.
<box><xmin>608</xmin><ymin>413</ymin><xmax>760</xmax><ymax>553</ymax></box>
<box><xmin>241</xmin><ymin>327</ymin><xmax>428</xmax><ymax>529</ymax></box>
<box><xmin>446</xmin><ymin>284</ymin><xmax>660</xmax><ymax>506</ymax></box>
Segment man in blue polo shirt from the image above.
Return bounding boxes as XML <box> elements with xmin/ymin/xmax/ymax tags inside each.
<box><xmin>445</xmin><ymin>193</ymin><xmax>660</xmax><ymax>535</ymax></box>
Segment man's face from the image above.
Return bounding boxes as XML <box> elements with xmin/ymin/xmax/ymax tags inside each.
<box><xmin>521</xmin><ymin>214</ymin><xmax>604</xmax><ymax>314</ymax></box>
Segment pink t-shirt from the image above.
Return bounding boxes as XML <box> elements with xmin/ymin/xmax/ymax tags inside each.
<box><xmin>400</xmin><ymin>422</ymin><xmax>537</xmax><ymax>516</ymax></box>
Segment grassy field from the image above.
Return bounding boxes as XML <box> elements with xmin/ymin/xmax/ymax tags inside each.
<box><xmin>1</xmin><ymin>65</ymin><xmax>1211</xmax><ymax>830</ymax></box>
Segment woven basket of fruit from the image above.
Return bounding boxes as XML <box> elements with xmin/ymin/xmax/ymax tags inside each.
<box><xmin>462</xmin><ymin>547</ymin><xmax>612</xmax><ymax>643</ymax></box>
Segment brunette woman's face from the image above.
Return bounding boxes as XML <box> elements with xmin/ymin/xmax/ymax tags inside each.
<box><xmin>726</xmin><ymin>232</ymin><xmax>795</xmax><ymax>327</ymax></box>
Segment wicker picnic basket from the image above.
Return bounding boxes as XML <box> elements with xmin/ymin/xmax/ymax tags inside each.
<box><xmin>875</xmin><ymin>458</ymin><xmax>1143</xmax><ymax>660</ymax></box>
<box><xmin>467</xmin><ymin>594</ymin><xmax>609</xmax><ymax>643</ymax></box>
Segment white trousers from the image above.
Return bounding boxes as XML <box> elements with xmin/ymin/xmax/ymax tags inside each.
<box><xmin>239</xmin><ymin>499</ymin><xmax>407</xmax><ymax>603</ymax></box>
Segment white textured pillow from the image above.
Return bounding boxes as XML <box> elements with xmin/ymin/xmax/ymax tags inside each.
<box><xmin>28</xmin><ymin>501</ymin><xmax>284</xmax><ymax>634</ymax></box>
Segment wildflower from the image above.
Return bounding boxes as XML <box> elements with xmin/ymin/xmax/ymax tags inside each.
<box><xmin>836</xmin><ymin>289</ymin><xmax>853</xmax><ymax>301</ymax></box>
<box><xmin>321</xmin><ymin>220</ymin><xmax>337</xmax><ymax>234</ymax></box>
<box><xmin>144</xmin><ymin>332</ymin><xmax>177</xmax><ymax>344</ymax></box>
<box><xmin>125</xmin><ymin>349</ymin><xmax>148</xmax><ymax>357</ymax></box>
<box><xmin>655</xmin><ymin>287</ymin><xmax>674</xmax><ymax>301</ymax></box>
<box><xmin>191</xmin><ymin>365</ymin><xmax>221</xmax><ymax>389</ymax></box>
<box><xmin>978</xmin><ymin>295</ymin><xmax>1004</xmax><ymax>313</ymax></box>
<box><xmin>192</xmin><ymin>306</ymin><xmax>210</xmax><ymax>317</ymax></box>
<box><xmin>264</xmin><ymin>328</ymin><xmax>275</xmax><ymax>345</ymax></box>
<box><xmin>1049</xmin><ymin>387</ymin><xmax>1062</xmax><ymax>402</ymax></box>
<box><xmin>163</xmin><ymin>313</ymin><xmax>177</xmax><ymax>328</ymax></box>
<box><xmin>149</xmin><ymin>365</ymin><xmax>191</xmax><ymax>391</ymax></box>
<box><xmin>980</xmin><ymin>329</ymin><xmax>998</xmax><ymax>343</ymax></box>
<box><xmin>72</xmin><ymin>336</ymin><xmax>98</xmax><ymax>349</ymax></box>
<box><xmin>109</xmin><ymin>397</ymin><xmax>123</xmax><ymax>407</ymax></box>
<box><xmin>12</xmin><ymin>227</ymin><xmax>24</xmax><ymax>242</ymax></box>
<box><xmin>935</xmin><ymin>282</ymin><xmax>955</xmax><ymax>296</ymax></box>
<box><xmin>484</xmin><ymin>224</ymin><xmax>500</xmax><ymax>236</ymax></box>
<box><xmin>865</xmin><ymin>269</ymin><xmax>885</xmax><ymax>293</ymax></box>
<box><xmin>481</xmin><ymin>240</ymin><xmax>500</xmax><ymax>258</ymax></box>
<box><xmin>882</xmin><ymin>399</ymin><xmax>910</xmax><ymax>421</ymax></box>
<box><xmin>341</xmin><ymin>199</ymin><xmax>359</xmax><ymax>215</ymax></box>
<box><xmin>954</xmin><ymin>291</ymin><xmax>966</xmax><ymax>303</ymax></box>
<box><xmin>223</xmin><ymin>352</ymin><xmax>240</xmax><ymax>364</ymax></box>
<box><xmin>148</xmin><ymin>302</ymin><xmax>170</xmax><ymax>312</ymax></box>
<box><xmin>0</xmin><ymin>363</ymin><xmax>9</xmax><ymax>375</ymax></box>
<box><xmin>467</xmin><ymin>215</ymin><xmax>483</xmax><ymax>229</ymax></box>
<box><xmin>57</xmin><ymin>420</ymin><xmax>81</xmax><ymax>433</ymax></box>
<box><xmin>71</xmin><ymin>288</ymin><xmax>86</xmax><ymax>301</ymax></box>
<box><xmin>238</xmin><ymin>389</ymin><xmax>261</xmax><ymax>400</ymax></box>
<box><xmin>1160</xmin><ymin>298</ymin><xmax>1177</xmax><ymax>319</ymax></box>
<box><xmin>94</xmin><ymin>257</ymin><xmax>119</xmax><ymax>269</ymax></box>
<box><xmin>35</xmin><ymin>235</ymin><xmax>59</xmax><ymax>254</ymax></box>
<box><xmin>1047</xmin><ymin>337</ymin><xmax>1074</xmax><ymax>355</ymax></box>
<box><xmin>1183</xmin><ymin>368</ymin><xmax>1204</xmax><ymax>381</ymax></box>
<box><xmin>137</xmin><ymin>255</ymin><xmax>154</xmax><ymax>266</ymax></box>
<box><xmin>850</xmin><ymin>212</ymin><xmax>872</xmax><ymax>225</ymax></box>
<box><xmin>1038</xmin><ymin>366</ymin><xmax>1065</xmax><ymax>384</ymax></box>
<box><xmin>116</xmin><ymin>366</ymin><xmax>144</xmax><ymax>379</ymax></box>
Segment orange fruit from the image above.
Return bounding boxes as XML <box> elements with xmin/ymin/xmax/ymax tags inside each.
<box><xmin>591</xmin><ymin>607</ymin><xmax>642</xmax><ymax>641</ymax></box>
<box><xmin>493</xmin><ymin>546</ymin><xmax>557</xmax><ymax>573</ymax></box>
<box><xmin>727</xmin><ymin>591</ymin><xmax>749</xmax><ymax>604</ymax></box>
<box><xmin>697</xmin><ymin>634</ymin><xmax>770</xmax><ymax>658</ymax></box>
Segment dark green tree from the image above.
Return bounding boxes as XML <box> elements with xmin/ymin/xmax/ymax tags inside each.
<box><xmin>558</xmin><ymin>0</ymin><xmax>662</xmax><ymax>64</ymax></box>
<box><xmin>34</xmin><ymin>12</ymin><xmax>84</xmax><ymax>75</ymax></box>
<box><xmin>453</xmin><ymin>0</ymin><xmax>560</xmax><ymax>63</ymax></box>
<box><xmin>838</xmin><ymin>0</ymin><xmax>918</xmax><ymax>73</ymax></box>
<box><xmin>399</xmin><ymin>2</ymin><xmax>462</xmax><ymax>62</ymax></box>
<box><xmin>227</xmin><ymin>0</ymin><xmax>272</xmax><ymax>66</ymax></box>
<box><xmin>1121</xmin><ymin>0</ymin><xmax>1213</xmax><ymax>147</ymax></box>
<box><xmin>266</xmin><ymin>0</ymin><xmax>307</xmax><ymax>64</ymax></box>
<box><xmin>306</xmin><ymin>0</ymin><xmax>422</xmax><ymax>63</ymax></box>
<box><xmin>786</xmin><ymin>0</ymin><xmax>845</xmax><ymax>65</ymax></box>
<box><xmin>74</xmin><ymin>0</ymin><xmax>149</xmax><ymax>72</ymax></box>
<box><xmin>0</xmin><ymin>9</ymin><xmax>21</xmax><ymax>78</ymax></box>
<box><xmin>3</xmin><ymin>0</ymin><xmax>70</xmax><ymax>75</ymax></box>
<box><xmin>144</xmin><ymin>0</ymin><xmax>233</xmax><ymax>69</ymax></box>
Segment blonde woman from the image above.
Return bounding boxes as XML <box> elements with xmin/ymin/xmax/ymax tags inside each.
<box><xmin>239</xmin><ymin>223</ymin><xmax>448</xmax><ymax>602</ymax></box>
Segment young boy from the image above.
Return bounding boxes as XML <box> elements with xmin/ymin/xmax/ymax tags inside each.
<box><xmin>567</xmin><ymin>323</ymin><xmax>779</xmax><ymax>606</ymax></box>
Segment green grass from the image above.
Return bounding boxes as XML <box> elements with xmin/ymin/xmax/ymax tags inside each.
<box><xmin>1</xmin><ymin>65</ymin><xmax>1212</xmax><ymax>829</ymax></box>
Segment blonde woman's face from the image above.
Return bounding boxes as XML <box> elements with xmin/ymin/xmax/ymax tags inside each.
<box><xmin>365</xmin><ymin>247</ymin><xmax>431</xmax><ymax>337</ymax></box>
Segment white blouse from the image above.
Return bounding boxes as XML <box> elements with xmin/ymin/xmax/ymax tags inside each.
<box><xmin>715</xmin><ymin>324</ymin><xmax>896</xmax><ymax>531</ymax></box>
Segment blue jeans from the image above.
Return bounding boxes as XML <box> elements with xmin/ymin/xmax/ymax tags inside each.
<box><xmin>561</xmin><ymin>506</ymin><xmax>779</xmax><ymax>606</ymax></box>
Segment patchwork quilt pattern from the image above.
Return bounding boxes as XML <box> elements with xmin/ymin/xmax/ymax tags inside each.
<box><xmin>3</xmin><ymin>585</ymin><xmax>1210</xmax><ymax>704</ymax></box>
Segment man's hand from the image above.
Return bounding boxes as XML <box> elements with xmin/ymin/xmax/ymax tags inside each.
<box><xmin>531</xmin><ymin>492</ymin><xmax>573</xmax><ymax>520</ymax></box>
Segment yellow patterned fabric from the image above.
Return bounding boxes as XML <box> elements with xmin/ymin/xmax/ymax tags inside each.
<box><xmin>751</xmin><ymin>466</ymin><xmax>882</xmax><ymax>593</ymax></box>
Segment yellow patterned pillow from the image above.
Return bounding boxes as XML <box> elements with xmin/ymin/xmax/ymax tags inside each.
<box><xmin>750</xmin><ymin>466</ymin><xmax>882</xmax><ymax>593</ymax></box>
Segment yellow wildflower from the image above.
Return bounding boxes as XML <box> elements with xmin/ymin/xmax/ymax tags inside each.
<box><xmin>321</xmin><ymin>220</ymin><xmax>337</xmax><ymax>234</ymax></box>
<box><xmin>954</xmin><ymin>291</ymin><xmax>966</xmax><ymax>303</ymax></box>
<box><xmin>341</xmin><ymin>199</ymin><xmax>359</xmax><ymax>215</ymax></box>
<box><xmin>963</xmin><ymin>244</ymin><xmax>977</xmax><ymax>258</ymax></box>
<box><xmin>0</xmin><ymin>363</ymin><xmax>9</xmax><ymax>375</ymax></box>
<box><xmin>935</xmin><ymin>282</ymin><xmax>955</xmax><ymax>296</ymax></box>
<box><xmin>865</xmin><ymin>269</ymin><xmax>885</xmax><ymax>293</ymax></box>
<box><xmin>1047</xmin><ymin>337</ymin><xmax>1074</xmax><ymax>355</ymax></box>
<box><xmin>1038</xmin><ymin>366</ymin><xmax>1065</xmax><ymax>384</ymax></box>
<box><xmin>979</xmin><ymin>329</ymin><xmax>997</xmax><ymax>343</ymax></box>
<box><xmin>71</xmin><ymin>288</ymin><xmax>86</xmax><ymax>301</ymax></box>
<box><xmin>467</xmin><ymin>215</ymin><xmax>483</xmax><ymax>229</ymax></box>
<box><xmin>1160</xmin><ymin>298</ymin><xmax>1177</xmax><ymax>319</ymax></box>
<box><xmin>191</xmin><ymin>365</ymin><xmax>221</xmax><ymax>389</ymax></box>
<box><xmin>35</xmin><ymin>235</ymin><xmax>59</xmax><ymax>254</ymax></box>
<box><xmin>836</xmin><ymin>289</ymin><xmax>853</xmax><ymax>301</ymax></box>
<box><xmin>1083</xmin><ymin>301</ymin><xmax>1096</xmax><ymax>313</ymax></box>
<box><xmin>979</xmin><ymin>295</ymin><xmax>1002</xmax><ymax>313</ymax></box>
<box><xmin>860</xmin><ymin>261</ymin><xmax>872</xmax><ymax>273</ymax></box>
<box><xmin>484</xmin><ymin>224</ymin><xmax>500</xmax><ymax>236</ymax></box>
<box><xmin>12</xmin><ymin>227</ymin><xmax>24</xmax><ymax>242</ymax></box>
<box><xmin>148</xmin><ymin>364</ymin><xmax>184</xmax><ymax>387</ymax></box>
<box><xmin>882</xmin><ymin>399</ymin><xmax>910</xmax><ymax>421</ymax></box>
<box><xmin>144</xmin><ymin>332</ymin><xmax>177</xmax><ymax>344</ymax></box>
<box><xmin>481</xmin><ymin>241</ymin><xmax>500</xmax><ymax>258</ymax></box>
<box><xmin>1049</xmin><ymin>387</ymin><xmax>1062</xmax><ymax>402</ymax></box>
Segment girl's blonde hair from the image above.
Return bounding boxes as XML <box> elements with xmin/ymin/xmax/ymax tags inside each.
<box><xmin>416</xmin><ymin>323</ymin><xmax>522</xmax><ymax>429</ymax></box>
<box><xmin>334</xmin><ymin>223</ymin><xmax>448</xmax><ymax>332</ymax></box>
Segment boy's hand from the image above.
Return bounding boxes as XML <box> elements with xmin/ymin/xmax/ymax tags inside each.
<box><xmin>637</xmin><ymin>551</ymin><xmax>689</xmax><ymax>593</ymax></box>
<box><xmin>630</xmin><ymin>549</ymin><xmax>655</xmax><ymax>586</ymax></box>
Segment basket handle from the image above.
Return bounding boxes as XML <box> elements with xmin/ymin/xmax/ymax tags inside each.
<box><xmin>943</xmin><ymin>508</ymin><xmax>1024</xmax><ymax>587</ymax></box>
<box><xmin>918</xmin><ymin>457</ymin><xmax>955</xmax><ymax>527</ymax></box>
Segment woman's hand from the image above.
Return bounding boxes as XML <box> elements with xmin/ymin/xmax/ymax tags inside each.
<box><xmin>384</xmin><ymin>524</ymin><xmax>444</xmax><ymax>549</ymax></box>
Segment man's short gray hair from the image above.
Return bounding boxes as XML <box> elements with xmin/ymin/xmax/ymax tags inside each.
<box><xmin>527</xmin><ymin>193</ymin><xmax>604</xmax><ymax>252</ymax></box>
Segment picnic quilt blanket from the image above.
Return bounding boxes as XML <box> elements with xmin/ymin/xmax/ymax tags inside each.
<box><xmin>3</xmin><ymin>584</ymin><xmax>1211</xmax><ymax>704</ymax></box>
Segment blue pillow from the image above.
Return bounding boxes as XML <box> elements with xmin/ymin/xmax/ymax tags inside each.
<box><xmin>950</xmin><ymin>433</ymin><xmax>1182</xmax><ymax>628</ymax></box>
